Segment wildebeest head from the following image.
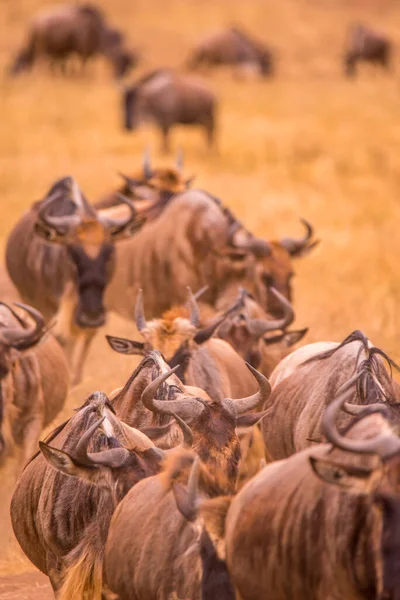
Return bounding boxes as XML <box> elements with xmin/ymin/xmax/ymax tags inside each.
<box><xmin>38</xmin><ymin>389</ymin><xmax>191</xmax><ymax>500</ymax></box>
<box><xmin>310</xmin><ymin>380</ymin><xmax>400</xmax><ymax>600</ymax></box>
<box><xmin>34</xmin><ymin>176</ymin><xmax>142</xmax><ymax>329</ymax></box>
<box><xmin>140</xmin><ymin>363</ymin><xmax>271</xmax><ymax>493</ymax></box>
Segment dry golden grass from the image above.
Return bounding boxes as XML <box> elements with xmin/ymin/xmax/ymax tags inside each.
<box><xmin>1</xmin><ymin>0</ymin><xmax>400</xmax><ymax>576</ymax></box>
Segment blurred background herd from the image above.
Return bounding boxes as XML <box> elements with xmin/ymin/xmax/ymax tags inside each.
<box><xmin>1</xmin><ymin>0</ymin><xmax>400</xmax><ymax>579</ymax></box>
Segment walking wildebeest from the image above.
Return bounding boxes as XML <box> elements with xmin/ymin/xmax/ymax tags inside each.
<box><xmin>104</xmin><ymin>188</ymin><xmax>318</xmax><ymax>321</ymax></box>
<box><xmin>344</xmin><ymin>23</ymin><xmax>392</xmax><ymax>77</ymax></box>
<box><xmin>95</xmin><ymin>149</ymin><xmax>194</xmax><ymax>210</ymax></box>
<box><xmin>261</xmin><ymin>330</ymin><xmax>400</xmax><ymax>461</ymax></box>
<box><xmin>0</xmin><ymin>302</ymin><xmax>68</xmax><ymax>473</ymax></box>
<box><xmin>123</xmin><ymin>69</ymin><xmax>217</xmax><ymax>152</ymax></box>
<box><xmin>11</xmin><ymin>388</ymin><xmax>191</xmax><ymax>600</ymax></box>
<box><xmin>6</xmin><ymin>176</ymin><xmax>142</xmax><ymax>384</ymax></box>
<box><xmin>209</xmin><ymin>379</ymin><xmax>400</xmax><ymax>600</ymax></box>
<box><xmin>187</xmin><ymin>26</ymin><xmax>273</xmax><ymax>78</ymax></box>
<box><xmin>103</xmin><ymin>365</ymin><xmax>270</xmax><ymax>600</ymax></box>
<box><xmin>9</xmin><ymin>3</ymin><xmax>137</xmax><ymax>78</ymax></box>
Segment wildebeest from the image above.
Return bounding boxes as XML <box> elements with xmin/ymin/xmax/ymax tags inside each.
<box><xmin>107</xmin><ymin>287</ymin><xmax>264</xmax><ymax>400</ymax></box>
<box><xmin>105</xmin><ymin>188</ymin><xmax>318</xmax><ymax>321</ymax></box>
<box><xmin>123</xmin><ymin>69</ymin><xmax>217</xmax><ymax>152</ymax></box>
<box><xmin>11</xmin><ymin>389</ymin><xmax>190</xmax><ymax>600</ymax></box>
<box><xmin>187</xmin><ymin>26</ymin><xmax>273</xmax><ymax>78</ymax></box>
<box><xmin>0</xmin><ymin>302</ymin><xmax>68</xmax><ymax>473</ymax></box>
<box><xmin>344</xmin><ymin>23</ymin><xmax>392</xmax><ymax>77</ymax></box>
<box><xmin>95</xmin><ymin>149</ymin><xmax>194</xmax><ymax>210</ymax></box>
<box><xmin>6</xmin><ymin>176</ymin><xmax>142</xmax><ymax>384</ymax></box>
<box><xmin>261</xmin><ymin>330</ymin><xmax>400</xmax><ymax>460</ymax></box>
<box><xmin>104</xmin><ymin>365</ymin><xmax>270</xmax><ymax>600</ymax></box>
<box><xmin>214</xmin><ymin>380</ymin><xmax>400</xmax><ymax>600</ymax></box>
<box><xmin>217</xmin><ymin>288</ymin><xmax>308</xmax><ymax>376</ymax></box>
<box><xmin>9</xmin><ymin>3</ymin><xmax>137</xmax><ymax>78</ymax></box>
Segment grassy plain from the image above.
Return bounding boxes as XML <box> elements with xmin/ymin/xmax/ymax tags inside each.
<box><xmin>1</xmin><ymin>0</ymin><xmax>400</xmax><ymax>575</ymax></box>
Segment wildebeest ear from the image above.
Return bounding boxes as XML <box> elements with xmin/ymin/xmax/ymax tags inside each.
<box><xmin>309</xmin><ymin>456</ymin><xmax>378</xmax><ymax>493</ymax></box>
<box><xmin>236</xmin><ymin>410</ymin><xmax>269</xmax><ymax>428</ymax></box>
<box><xmin>39</xmin><ymin>441</ymin><xmax>95</xmax><ymax>481</ymax></box>
<box><xmin>106</xmin><ymin>335</ymin><xmax>146</xmax><ymax>355</ymax></box>
<box><xmin>281</xmin><ymin>328</ymin><xmax>308</xmax><ymax>347</ymax></box>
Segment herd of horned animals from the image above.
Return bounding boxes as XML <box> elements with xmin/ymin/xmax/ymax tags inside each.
<box><xmin>7</xmin><ymin>3</ymin><xmax>394</xmax><ymax>152</ymax></box>
<box><xmin>0</xmin><ymin>149</ymin><xmax>399</xmax><ymax>600</ymax></box>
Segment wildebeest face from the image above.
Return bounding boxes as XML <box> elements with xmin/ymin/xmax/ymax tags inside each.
<box><xmin>123</xmin><ymin>88</ymin><xmax>139</xmax><ymax>131</ymax></box>
<box><xmin>254</xmin><ymin>245</ymin><xmax>294</xmax><ymax>316</ymax></box>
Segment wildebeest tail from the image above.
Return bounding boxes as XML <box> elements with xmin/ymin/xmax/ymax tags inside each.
<box><xmin>58</xmin><ymin>537</ymin><xmax>104</xmax><ymax>600</ymax></box>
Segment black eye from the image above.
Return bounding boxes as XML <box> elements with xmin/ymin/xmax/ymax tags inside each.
<box><xmin>263</xmin><ymin>274</ymin><xmax>274</xmax><ymax>287</ymax></box>
<box><xmin>333</xmin><ymin>469</ymin><xmax>343</xmax><ymax>480</ymax></box>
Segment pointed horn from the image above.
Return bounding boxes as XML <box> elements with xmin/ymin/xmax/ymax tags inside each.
<box><xmin>193</xmin><ymin>290</ymin><xmax>247</xmax><ymax>345</ymax></box>
<box><xmin>248</xmin><ymin>288</ymin><xmax>295</xmax><ymax>338</ymax></box>
<box><xmin>99</xmin><ymin>193</ymin><xmax>139</xmax><ymax>234</ymax></box>
<box><xmin>38</xmin><ymin>188</ymin><xmax>81</xmax><ymax>233</ymax></box>
<box><xmin>280</xmin><ymin>218</ymin><xmax>315</xmax><ymax>256</ymax></box>
<box><xmin>134</xmin><ymin>289</ymin><xmax>148</xmax><ymax>333</ymax></box>
<box><xmin>322</xmin><ymin>373</ymin><xmax>400</xmax><ymax>459</ymax></box>
<box><xmin>193</xmin><ymin>285</ymin><xmax>209</xmax><ymax>301</ymax></box>
<box><xmin>231</xmin><ymin>364</ymin><xmax>272</xmax><ymax>414</ymax></box>
<box><xmin>68</xmin><ymin>178</ymin><xmax>96</xmax><ymax>219</ymax></box>
<box><xmin>141</xmin><ymin>367</ymin><xmax>204</xmax><ymax>420</ymax></box>
<box><xmin>74</xmin><ymin>416</ymin><xmax>106</xmax><ymax>466</ymax></box>
<box><xmin>117</xmin><ymin>172</ymin><xmax>143</xmax><ymax>187</ymax></box>
<box><xmin>143</xmin><ymin>147</ymin><xmax>152</xmax><ymax>179</ymax></box>
<box><xmin>74</xmin><ymin>415</ymin><xmax>132</xmax><ymax>468</ymax></box>
<box><xmin>176</xmin><ymin>148</ymin><xmax>184</xmax><ymax>172</ymax></box>
<box><xmin>187</xmin><ymin>287</ymin><xmax>201</xmax><ymax>328</ymax></box>
<box><xmin>0</xmin><ymin>303</ymin><xmax>46</xmax><ymax>350</ymax></box>
<box><xmin>171</xmin><ymin>412</ymin><xmax>194</xmax><ymax>448</ymax></box>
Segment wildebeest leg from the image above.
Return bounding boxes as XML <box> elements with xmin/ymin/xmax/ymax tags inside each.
<box><xmin>204</xmin><ymin>115</ymin><xmax>216</xmax><ymax>150</ymax></box>
<box><xmin>47</xmin><ymin>551</ymin><xmax>63</xmax><ymax>595</ymax></box>
<box><xmin>160</xmin><ymin>125</ymin><xmax>171</xmax><ymax>154</ymax></box>
<box><xmin>70</xmin><ymin>329</ymin><xmax>97</xmax><ymax>386</ymax></box>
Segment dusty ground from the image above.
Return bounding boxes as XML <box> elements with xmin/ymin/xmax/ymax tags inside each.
<box><xmin>1</xmin><ymin>0</ymin><xmax>400</xmax><ymax>595</ymax></box>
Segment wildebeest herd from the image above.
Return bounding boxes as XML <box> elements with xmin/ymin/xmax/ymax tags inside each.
<box><xmin>2</xmin><ymin>3</ymin><xmax>400</xmax><ymax>600</ymax></box>
<box><xmin>7</xmin><ymin>3</ymin><xmax>394</xmax><ymax>151</ymax></box>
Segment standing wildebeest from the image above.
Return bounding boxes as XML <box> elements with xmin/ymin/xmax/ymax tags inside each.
<box><xmin>187</xmin><ymin>26</ymin><xmax>274</xmax><ymax>78</ymax></box>
<box><xmin>104</xmin><ymin>365</ymin><xmax>270</xmax><ymax>600</ymax></box>
<box><xmin>6</xmin><ymin>176</ymin><xmax>142</xmax><ymax>384</ymax></box>
<box><xmin>344</xmin><ymin>23</ymin><xmax>392</xmax><ymax>77</ymax></box>
<box><xmin>105</xmin><ymin>188</ymin><xmax>318</xmax><ymax>321</ymax></box>
<box><xmin>0</xmin><ymin>302</ymin><xmax>68</xmax><ymax>473</ymax></box>
<box><xmin>211</xmin><ymin>380</ymin><xmax>400</xmax><ymax>600</ymax></box>
<box><xmin>123</xmin><ymin>69</ymin><xmax>217</xmax><ymax>152</ymax></box>
<box><xmin>107</xmin><ymin>287</ymin><xmax>263</xmax><ymax>400</ymax></box>
<box><xmin>9</xmin><ymin>3</ymin><xmax>137</xmax><ymax>78</ymax></box>
<box><xmin>95</xmin><ymin>149</ymin><xmax>194</xmax><ymax>210</ymax></box>
<box><xmin>11</xmin><ymin>388</ymin><xmax>191</xmax><ymax>600</ymax></box>
<box><xmin>261</xmin><ymin>330</ymin><xmax>400</xmax><ymax>461</ymax></box>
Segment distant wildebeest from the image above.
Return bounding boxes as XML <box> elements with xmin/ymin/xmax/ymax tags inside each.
<box><xmin>104</xmin><ymin>365</ymin><xmax>270</xmax><ymax>600</ymax></box>
<box><xmin>6</xmin><ymin>176</ymin><xmax>142</xmax><ymax>384</ymax></box>
<box><xmin>187</xmin><ymin>26</ymin><xmax>274</xmax><ymax>78</ymax></box>
<box><xmin>0</xmin><ymin>302</ymin><xmax>68</xmax><ymax>473</ymax></box>
<box><xmin>261</xmin><ymin>330</ymin><xmax>400</xmax><ymax>460</ymax></box>
<box><xmin>208</xmin><ymin>379</ymin><xmax>400</xmax><ymax>600</ymax></box>
<box><xmin>95</xmin><ymin>149</ymin><xmax>195</xmax><ymax>210</ymax></box>
<box><xmin>9</xmin><ymin>3</ymin><xmax>137</xmax><ymax>79</ymax></box>
<box><xmin>344</xmin><ymin>23</ymin><xmax>392</xmax><ymax>77</ymax></box>
<box><xmin>123</xmin><ymin>69</ymin><xmax>217</xmax><ymax>152</ymax></box>
<box><xmin>104</xmin><ymin>187</ymin><xmax>317</xmax><ymax>321</ymax></box>
<box><xmin>11</xmin><ymin>387</ymin><xmax>191</xmax><ymax>600</ymax></box>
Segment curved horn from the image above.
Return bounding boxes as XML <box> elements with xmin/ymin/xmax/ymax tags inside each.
<box><xmin>38</xmin><ymin>188</ymin><xmax>81</xmax><ymax>233</ymax></box>
<box><xmin>74</xmin><ymin>416</ymin><xmax>131</xmax><ymax>468</ymax></box>
<box><xmin>322</xmin><ymin>374</ymin><xmax>400</xmax><ymax>459</ymax></box>
<box><xmin>248</xmin><ymin>288</ymin><xmax>295</xmax><ymax>337</ymax></box>
<box><xmin>0</xmin><ymin>303</ymin><xmax>46</xmax><ymax>350</ymax></box>
<box><xmin>280</xmin><ymin>218</ymin><xmax>315</xmax><ymax>256</ymax></box>
<box><xmin>187</xmin><ymin>287</ymin><xmax>201</xmax><ymax>328</ymax></box>
<box><xmin>69</xmin><ymin>178</ymin><xmax>97</xmax><ymax>219</ymax></box>
<box><xmin>134</xmin><ymin>289</ymin><xmax>148</xmax><ymax>333</ymax></box>
<box><xmin>193</xmin><ymin>291</ymin><xmax>247</xmax><ymax>345</ymax></box>
<box><xmin>143</xmin><ymin>147</ymin><xmax>152</xmax><ymax>179</ymax></box>
<box><xmin>176</xmin><ymin>148</ymin><xmax>184</xmax><ymax>172</ymax></box>
<box><xmin>231</xmin><ymin>364</ymin><xmax>272</xmax><ymax>414</ymax></box>
<box><xmin>193</xmin><ymin>285</ymin><xmax>209</xmax><ymax>301</ymax></box>
<box><xmin>171</xmin><ymin>412</ymin><xmax>193</xmax><ymax>448</ymax></box>
<box><xmin>141</xmin><ymin>367</ymin><xmax>205</xmax><ymax>420</ymax></box>
<box><xmin>99</xmin><ymin>193</ymin><xmax>139</xmax><ymax>234</ymax></box>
